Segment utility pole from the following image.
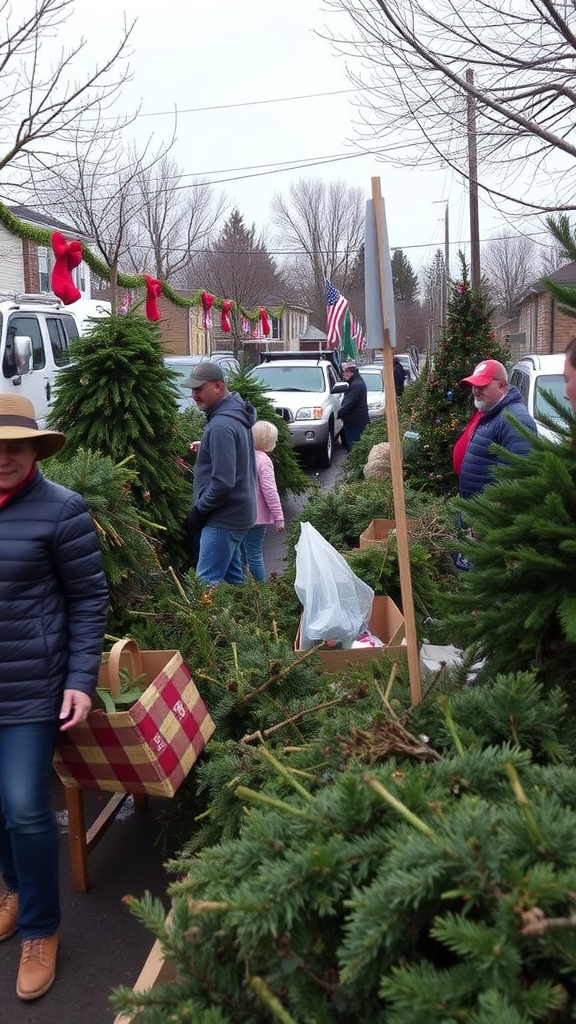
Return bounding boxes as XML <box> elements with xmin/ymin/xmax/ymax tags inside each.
<box><xmin>466</xmin><ymin>67</ymin><xmax>481</xmax><ymax>291</ymax></box>
<box><xmin>444</xmin><ymin>203</ymin><xmax>449</xmax><ymax>329</ymax></box>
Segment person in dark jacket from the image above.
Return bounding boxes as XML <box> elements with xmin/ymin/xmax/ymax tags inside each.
<box><xmin>393</xmin><ymin>356</ymin><xmax>407</xmax><ymax>397</ymax></box>
<box><xmin>184</xmin><ymin>361</ymin><xmax>257</xmax><ymax>584</ymax></box>
<box><xmin>458</xmin><ymin>358</ymin><xmax>537</xmax><ymax>500</ymax></box>
<box><xmin>0</xmin><ymin>394</ymin><xmax>108</xmax><ymax>1002</ymax></box>
<box><xmin>339</xmin><ymin>361</ymin><xmax>370</xmax><ymax>451</ymax></box>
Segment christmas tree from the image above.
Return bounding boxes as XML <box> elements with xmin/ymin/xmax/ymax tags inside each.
<box><xmin>405</xmin><ymin>254</ymin><xmax>509</xmax><ymax>493</ymax></box>
<box><xmin>47</xmin><ymin>310</ymin><xmax>191</xmax><ymax>567</ymax></box>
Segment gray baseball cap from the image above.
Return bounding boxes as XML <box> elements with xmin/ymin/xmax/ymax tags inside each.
<box><xmin>182</xmin><ymin>361</ymin><xmax>225</xmax><ymax>389</ymax></box>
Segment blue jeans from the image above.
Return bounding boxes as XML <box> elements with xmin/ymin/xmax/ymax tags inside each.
<box><xmin>196</xmin><ymin>526</ymin><xmax>249</xmax><ymax>585</ymax></box>
<box><xmin>243</xmin><ymin>525</ymin><xmax>268</xmax><ymax>581</ymax></box>
<box><xmin>0</xmin><ymin>722</ymin><xmax>60</xmax><ymax>939</ymax></box>
<box><xmin>342</xmin><ymin>422</ymin><xmax>367</xmax><ymax>451</ymax></box>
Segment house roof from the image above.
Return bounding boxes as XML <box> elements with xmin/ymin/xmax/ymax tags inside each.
<box><xmin>524</xmin><ymin>260</ymin><xmax>576</xmax><ymax>297</ymax></box>
<box><xmin>300</xmin><ymin>324</ymin><xmax>326</xmax><ymax>341</ymax></box>
<box><xmin>6</xmin><ymin>204</ymin><xmax>91</xmax><ymax>241</ymax></box>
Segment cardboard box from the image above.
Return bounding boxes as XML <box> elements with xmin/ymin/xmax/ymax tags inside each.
<box><xmin>359</xmin><ymin>518</ymin><xmax>419</xmax><ymax>550</ymax></box>
<box><xmin>295</xmin><ymin>595</ymin><xmax>405</xmax><ymax>673</ymax></box>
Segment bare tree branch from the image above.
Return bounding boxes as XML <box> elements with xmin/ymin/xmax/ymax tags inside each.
<box><xmin>321</xmin><ymin>0</ymin><xmax>576</xmax><ymax>213</ymax></box>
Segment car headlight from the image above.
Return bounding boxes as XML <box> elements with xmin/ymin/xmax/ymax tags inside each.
<box><xmin>295</xmin><ymin>407</ymin><xmax>324</xmax><ymax>421</ymax></box>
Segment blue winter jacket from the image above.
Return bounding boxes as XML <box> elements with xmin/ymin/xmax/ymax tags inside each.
<box><xmin>193</xmin><ymin>392</ymin><xmax>257</xmax><ymax>530</ymax></box>
<box><xmin>0</xmin><ymin>468</ymin><xmax>109</xmax><ymax>723</ymax></box>
<box><xmin>459</xmin><ymin>385</ymin><xmax>537</xmax><ymax>500</ymax></box>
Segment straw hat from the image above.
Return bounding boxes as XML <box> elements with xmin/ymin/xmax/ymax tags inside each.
<box><xmin>0</xmin><ymin>395</ymin><xmax>66</xmax><ymax>460</ymax></box>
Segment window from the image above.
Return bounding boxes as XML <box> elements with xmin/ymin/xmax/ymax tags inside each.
<box><xmin>60</xmin><ymin>314</ymin><xmax>81</xmax><ymax>343</ymax></box>
<box><xmin>38</xmin><ymin>247</ymin><xmax>51</xmax><ymax>292</ymax></box>
<box><xmin>4</xmin><ymin>316</ymin><xmax>45</xmax><ymax>377</ymax></box>
<box><xmin>46</xmin><ymin>317</ymin><xmax>72</xmax><ymax>367</ymax></box>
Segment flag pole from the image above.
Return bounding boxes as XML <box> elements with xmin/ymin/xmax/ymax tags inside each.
<box><xmin>369</xmin><ymin>177</ymin><xmax>422</xmax><ymax>704</ymax></box>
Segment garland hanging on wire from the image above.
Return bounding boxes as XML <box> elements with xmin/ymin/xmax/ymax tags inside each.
<box><xmin>0</xmin><ymin>201</ymin><xmax>284</xmax><ymax>326</ymax></box>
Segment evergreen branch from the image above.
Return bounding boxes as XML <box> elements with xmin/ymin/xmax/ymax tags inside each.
<box><xmin>235</xmin><ymin>646</ymin><xmax>321</xmax><ymax>706</ymax></box>
<box><xmin>504</xmin><ymin>763</ymin><xmax>542</xmax><ymax>846</ymax></box>
<box><xmin>362</xmin><ymin>775</ymin><xmax>440</xmax><ymax>839</ymax></box>
<box><xmin>241</xmin><ymin>693</ymin><xmax>357</xmax><ymax>743</ymax></box>
<box><xmin>249</xmin><ymin>977</ymin><xmax>299</xmax><ymax>1024</ymax></box>
<box><xmin>519</xmin><ymin>906</ymin><xmax>576</xmax><ymax>937</ymax></box>
<box><xmin>255</xmin><ymin>744</ymin><xmax>314</xmax><ymax>802</ymax></box>
<box><xmin>439</xmin><ymin>695</ymin><xmax>465</xmax><ymax>756</ymax></box>
<box><xmin>233</xmin><ymin>786</ymin><xmax>321</xmax><ymax>823</ymax></box>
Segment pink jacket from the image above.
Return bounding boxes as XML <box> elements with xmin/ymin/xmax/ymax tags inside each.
<box><xmin>254</xmin><ymin>450</ymin><xmax>283</xmax><ymax>526</ymax></box>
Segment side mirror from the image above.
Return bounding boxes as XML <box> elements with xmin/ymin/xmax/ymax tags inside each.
<box><xmin>331</xmin><ymin>381</ymin><xmax>348</xmax><ymax>394</ymax></box>
<box><xmin>14</xmin><ymin>335</ymin><xmax>33</xmax><ymax>375</ymax></box>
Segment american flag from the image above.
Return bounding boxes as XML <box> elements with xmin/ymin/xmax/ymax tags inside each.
<box><xmin>325</xmin><ymin>279</ymin><xmax>349</xmax><ymax>350</ymax></box>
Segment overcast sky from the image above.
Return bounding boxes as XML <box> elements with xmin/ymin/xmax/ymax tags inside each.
<box><xmin>66</xmin><ymin>0</ymin><xmax>535</xmax><ymax>275</ymax></box>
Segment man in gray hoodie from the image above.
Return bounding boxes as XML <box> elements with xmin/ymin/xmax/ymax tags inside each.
<box><xmin>184</xmin><ymin>361</ymin><xmax>257</xmax><ymax>584</ymax></box>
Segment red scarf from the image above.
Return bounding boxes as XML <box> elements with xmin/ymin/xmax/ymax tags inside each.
<box><xmin>0</xmin><ymin>464</ymin><xmax>37</xmax><ymax>511</ymax></box>
<box><xmin>452</xmin><ymin>412</ymin><xmax>482</xmax><ymax>476</ymax></box>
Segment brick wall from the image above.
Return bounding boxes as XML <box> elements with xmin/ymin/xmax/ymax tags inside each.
<box><xmin>22</xmin><ymin>239</ymin><xmax>40</xmax><ymax>292</ymax></box>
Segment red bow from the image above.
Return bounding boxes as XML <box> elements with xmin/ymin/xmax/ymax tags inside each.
<box><xmin>51</xmin><ymin>232</ymin><xmax>82</xmax><ymax>305</ymax></box>
<box><xmin>259</xmin><ymin>308</ymin><xmax>270</xmax><ymax>336</ymax></box>
<box><xmin>221</xmin><ymin>300</ymin><xmax>232</xmax><ymax>333</ymax></box>
<box><xmin>201</xmin><ymin>291</ymin><xmax>214</xmax><ymax>329</ymax></box>
<box><xmin>144</xmin><ymin>275</ymin><xmax>162</xmax><ymax>321</ymax></box>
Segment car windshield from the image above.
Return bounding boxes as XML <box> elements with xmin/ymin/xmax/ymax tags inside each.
<box><xmin>252</xmin><ymin>365</ymin><xmax>325</xmax><ymax>392</ymax></box>
<box><xmin>534</xmin><ymin>374</ymin><xmax>571</xmax><ymax>422</ymax></box>
<box><xmin>360</xmin><ymin>371</ymin><xmax>383</xmax><ymax>392</ymax></box>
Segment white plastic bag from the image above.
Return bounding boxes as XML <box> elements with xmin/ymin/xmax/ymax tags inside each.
<box><xmin>294</xmin><ymin>522</ymin><xmax>374</xmax><ymax>650</ymax></box>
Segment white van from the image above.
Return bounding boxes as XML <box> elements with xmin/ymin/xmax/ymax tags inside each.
<box><xmin>0</xmin><ymin>294</ymin><xmax>111</xmax><ymax>426</ymax></box>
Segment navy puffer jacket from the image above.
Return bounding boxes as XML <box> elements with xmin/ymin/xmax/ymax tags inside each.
<box><xmin>0</xmin><ymin>468</ymin><xmax>109</xmax><ymax>723</ymax></box>
<box><xmin>459</xmin><ymin>385</ymin><xmax>537</xmax><ymax>500</ymax></box>
<box><xmin>339</xmin><ymin>370</ymin><xmax>370</xmax><ymax>426</ymax></box>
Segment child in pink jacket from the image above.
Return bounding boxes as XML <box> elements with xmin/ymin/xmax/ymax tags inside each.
<box><xmin>244</xmin><ymin>421</ymin><xmax>284</xmax><ymax>580</ymax></box>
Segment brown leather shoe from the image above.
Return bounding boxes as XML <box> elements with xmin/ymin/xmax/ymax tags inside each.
<box><xmin>16</xmin><ymin>934</ymin><xmax>58</xmax><ymax>1001</ymax></box>
<box><xmin>0</xmin><ymin>890</ymin><xmax>18</xmax><ymax>941</ymax></box>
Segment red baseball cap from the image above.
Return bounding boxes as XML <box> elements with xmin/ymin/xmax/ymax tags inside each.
<box><xmin>461</xmin><ymin>359</ymin><xmax>507</xmax><ymax>386</ymax></box>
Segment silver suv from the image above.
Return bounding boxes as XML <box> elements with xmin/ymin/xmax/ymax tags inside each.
<box><xmin>251</xmin><ymin>352</ymin><xmax>346</xmax><ymax>467</ymax></box>
<box><xmin>509</xmin><ymin>353</ymin><xmax>570</xmax><ymax>442</ymax></box>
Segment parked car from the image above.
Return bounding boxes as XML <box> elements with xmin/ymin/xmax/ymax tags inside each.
<box><xmin>0</xmin><ymin>293</ymin><xmax>111</xmax><ymax>426</ymax></box>
<box><xmin>509</xmin><ymin>353</ymin><xmax>570</xmax><ymax>442</ymax></box>
<box><xmin>358</xmin><ymin>364</ymin><xmax>385</xmax><ymax>419</ymax></box>
<box><xmin>164</xmin><ymin>353</ymin><xmax>239</xmax><ymax>412</ymax></box>
<box><xmin>368</xmin><ymin>351</ymin><xmax>418</xmax><ymax>383</ymax></box>
<box><xmin>250</xmin><ymin>350</ymin><xmax>346</xmax><ymax>467</ymax></box>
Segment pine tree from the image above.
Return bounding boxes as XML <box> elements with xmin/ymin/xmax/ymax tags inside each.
<box><xmin>392</xmin><ymin>248</ymin><xmax>419</xmax><ymax>304</ymax></box>
<box><xmin>440</xmin><ymin>395</ymin><xmax>576</xmax><ymax>697</ymax></box>
<box><xmin>47</xmin><ymin>310</ymin><xmax>191</xmax><ymax>566</ymax></box>
<box><xmin>110</xmin><ymin>675</ymin><xmax>576</xmax><ymax>1024</ymax></box>
<box><xmin>405</xmin><ymin>253</ymin><xmax>509</xmax><ymax>493</ymax></box>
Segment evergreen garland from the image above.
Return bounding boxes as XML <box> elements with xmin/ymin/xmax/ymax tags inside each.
<box><xmin>0</xmin><ymin>201</ymin><xmax>282</xmax><ymax>324</ymax></box>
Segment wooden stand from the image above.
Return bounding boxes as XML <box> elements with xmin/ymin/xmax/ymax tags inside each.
<box><xmin>65</xmin><ymin>785</ymin><xmax>146</xmax><ymax>892</ymax></box>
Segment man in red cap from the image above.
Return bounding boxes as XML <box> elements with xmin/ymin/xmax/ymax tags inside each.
<box><xmin>458</xmin><ymin>358</ymin><xmax>537</xmax><ymax>500</ymax></box>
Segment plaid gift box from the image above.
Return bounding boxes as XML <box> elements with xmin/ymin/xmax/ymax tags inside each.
<box><xmin>53</xmin><ymin>639</ymin><xmax>215</xmax><ymax>797</ymax></box>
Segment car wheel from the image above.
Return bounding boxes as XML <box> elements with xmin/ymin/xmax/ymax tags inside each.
<box><xmin>316</xmin><ymin>426</ymin><xmax>333</xmax><ymax>468</ymax></box>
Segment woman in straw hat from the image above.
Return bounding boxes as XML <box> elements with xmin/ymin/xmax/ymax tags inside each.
<box><xmin>0</xmin><ymin>395</ymin><xmax>108</xmax><ymax>1002</ymax></box>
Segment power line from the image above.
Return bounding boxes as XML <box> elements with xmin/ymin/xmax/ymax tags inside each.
<box><xmin>102</xmin><ymin>86</ymin><xmax>370</xmax><ymax>121</ymax></box>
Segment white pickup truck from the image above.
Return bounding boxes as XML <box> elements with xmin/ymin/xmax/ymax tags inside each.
<box><xmin>251</xmin><ymin>350</ymin><xmax>347</xmax><ymax>467</ymax></box>
<box><xmin>0</xmin><ymin>294</ymin><xmax>110</xmax><ymax>426</ymax></box>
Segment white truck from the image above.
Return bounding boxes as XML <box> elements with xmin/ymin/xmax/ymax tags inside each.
<box><xmin>0</xmin><ymin>294</ymin><xmax>110</xmax><ymax>426</ymax></box>
<box><xmin>251</xmin><ymin>350</ymin><xmax>347</xmax><ymax>467</ymax></box>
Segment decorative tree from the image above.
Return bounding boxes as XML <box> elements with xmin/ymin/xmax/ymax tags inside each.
<box><xmin>442</xmin><ymin>394</ymin><xmax>576</xmax><ymax>698</ymax></box>
<box><xmin>47</xmin><ymin>310</ymin><xmax>191</xmax><ymax>567</ymax></box>
<box><xmin>405</xmin><ymin>253</ymin><xmax>509</xmax><ymax>493</ymax></box>
<box><xmin>391</xmin><ymin>248</ymin><xmax>420</xmax><ymax>304</ymax></box>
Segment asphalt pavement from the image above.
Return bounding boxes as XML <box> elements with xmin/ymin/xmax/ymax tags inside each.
<box><xmin>0</xmin><ymin>445</ymin><xmax>347</xmax><ymax>1024</ymax></box>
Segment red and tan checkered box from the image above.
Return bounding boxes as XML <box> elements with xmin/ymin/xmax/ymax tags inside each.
<box><xmin>53</xmin><ymin>640</ymin><xmax>215</xmax><ymax>798</ymax></box>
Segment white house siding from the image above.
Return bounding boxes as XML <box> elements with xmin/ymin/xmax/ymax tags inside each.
<box><xmin>0</xmin><ymin>224</ymin><xmax>25</xmax><ymax>293</ymax></box>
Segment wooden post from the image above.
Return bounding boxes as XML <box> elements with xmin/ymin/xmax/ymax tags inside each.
<box><xmin>369</xmin><ymin>177</ymin><xmax>422</xmax><ymax>704</ymax></box>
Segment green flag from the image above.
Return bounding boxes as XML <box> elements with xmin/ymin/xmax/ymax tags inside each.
<box><xmin>341</xmin><ymin>309</ymin><xmax>357</xmax><ymax>360</ymax></box>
